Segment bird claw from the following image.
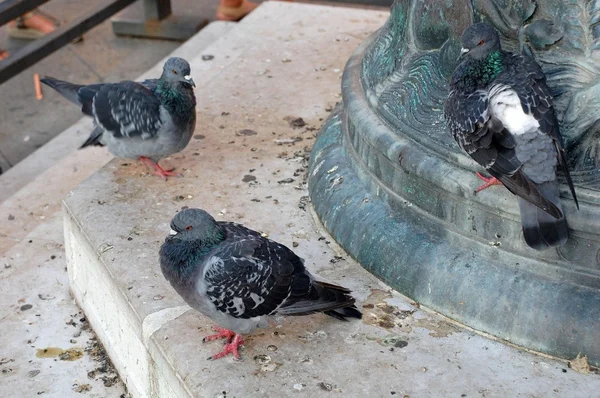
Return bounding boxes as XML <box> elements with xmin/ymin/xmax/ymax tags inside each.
<box><xmin>202</xmin><ymin>326</ymin><xmax>235</xmax><ymax>343</ymax></box>
<box><xmin>474</xmin><ymin>172</ymin><xmax>503</xmax><ymax>194</ymax></box>
<box><xmin>202</xmin><ymin>327</ymin><xmax>244</xmax><ymax>360</ymax></box>
<box><xmin>208</xmin><ymin>334</ymin><xmax>244</xmax><ymax>361</ymax></box>
<box><xmin>150</xmin><ymin>168</ymin><xmax>182</xmax><ymax>179</ymax></box>
<box><xmin>138</xmin><ymin>156</ymin><xmax>182</xmax><ymax>179</ymax></box>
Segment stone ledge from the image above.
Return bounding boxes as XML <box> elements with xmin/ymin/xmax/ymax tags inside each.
<box><xmin>63</xmin><ymin>3</ymin><xmax>600</xmax><ymax>397</ymax></box>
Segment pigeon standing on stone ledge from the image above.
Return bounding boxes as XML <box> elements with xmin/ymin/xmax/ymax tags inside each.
<box><xmin>159</xmin><ymin>208</ymin><xmax>362</xmax><ymax>360</ymax></box>
<box><xmin>41</xmin><ymin>57</ymin><xmax>196</xmax><ymax>179</ymax></box>
<box><xmin>444</xmin><ymin>23</ymin><xmax>578</xmax><ymax>250</ymax></box>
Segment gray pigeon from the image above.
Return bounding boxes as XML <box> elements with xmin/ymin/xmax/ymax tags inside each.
<box><xmin>159</xmin><ymin>208</ymin><xmax>362</xmax><ymax>360</ymax></box>
<box><xmin>444</xmin><ymin>23</ymin><xmax>578</xmax><ymax>250</ymax></box>
<box><xmin>41</xmin><ymin>57</ymin><xmax>196</xmax><ymax>179</ymax></box>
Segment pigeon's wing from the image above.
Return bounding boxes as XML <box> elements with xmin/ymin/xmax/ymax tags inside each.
<box><xmin>444</xmin><ymin>86</ymin><xmax>562</xmax><ymax>218</ymax></box>
<box><xmin>508</xmin><ymin>54</ymin><xmax>578</xmax><ymax>208</ymax></box>
<box><xmin>139</xmin><ymin>78</ymin><xmax>158</xmax><ymax>91</ymax></box>
<box><xmin>77</xmin><ymin>83</ymin><xmax>106</xmax><ymax>117</ymax></box>
<box><xmin>202</xmin><ymin>227</ymin><xmax>299</xmax><ymax>319</ymax></box>
<box><xmin>92</xmin><ymin>81</ymin><xmax>163</xmax><ymax>140</ymax></box>
<box><xmin>203</xmin><ymin>223</ymin><xmax>358</xmax><ymax>320</ymax></box>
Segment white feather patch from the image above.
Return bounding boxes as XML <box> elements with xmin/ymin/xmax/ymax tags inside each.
<box><xmin>249</xmin><ymin>292</ymin><xmax>265</xmax><ymax>308</ymax></box>
<box><xmin>489</xmin><ymin>85</ymin><xmax>539</xmax><ymax>135</ymax></box>
<box><xmin>232</xmin><ymin>297</ymin><xmax>245</xmax><ymax>316</ymax></box>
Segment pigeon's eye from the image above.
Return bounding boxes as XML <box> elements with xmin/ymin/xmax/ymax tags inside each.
<box><xmin>172</xmin><ymin>69</ymin><xmax>178</xmax><ymax>75</ymax></box>
<box><xmin>185</xmin><ymin>225</ymin><xmax>193</xmax><ymax>231</ymax></box>
<box><xmin>477</xmin><ymin>40</ymin><xmax>485</xmax><ymax>46</ymax></box>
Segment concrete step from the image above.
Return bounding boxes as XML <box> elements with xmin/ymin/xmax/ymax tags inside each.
<box><xmin>62</xmin><ymin>2</ymin><xmax>600</xmax><ymax>397</ymax></box>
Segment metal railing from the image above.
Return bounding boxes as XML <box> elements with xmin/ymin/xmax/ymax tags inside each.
<box><xmin>0</xmin><ymin>0</ymin><xmax>205</xmax><ymax>85</ymax></box>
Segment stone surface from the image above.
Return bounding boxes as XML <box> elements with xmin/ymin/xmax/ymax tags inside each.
<box><xmin>0</xmin><ymin>144</ymin><xmax>111</xmax><ymax>254</ymax></box>
<box><xmin>63</xmin><ymin>3</ymin><xmax>600</xmax><ymax>397</ymax></box>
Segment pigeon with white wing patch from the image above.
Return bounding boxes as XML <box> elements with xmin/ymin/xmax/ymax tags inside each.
<box><xmin>159</xmin><ymin>208</ymin><xmax>362</xmax><ymax>360</ymax></box>
<box><xmin>444</xmin><ymin>23</ymin><xmax>578</xmax><ymax>250</ymax></box>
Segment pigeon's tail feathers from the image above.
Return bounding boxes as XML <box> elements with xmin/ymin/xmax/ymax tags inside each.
<box><xmin>323</xmin><ymin>305</ymin><xmax>363</xmax><ymax>321</ymax></box>
<box><xmin>499</xmin><ymin>170</ymin><xmax>562</xmax><ymax>219</ymax></box>
<box><xmin>80</xmin><ymin>125</ymin><xmax>105</xmax><ymax>149</ymax></box>
<box><xmin>41</xmin><ymin>77</ymin><xmax>103</xmax><ymax>117</ymax></box>
<box><xmin>313</xmin><ymin>280</ymin><xmax>362</xmax><ymax>320</ymax></box>
<box><xmin>278</xmin><ymin>279</ymin><xmax>362</xmax><ymax>320</ymax></box>
<box><xmin>40</xmin><ymin>77</ymin><xmax>83</xmax><ymax>106</ymax></box>
<box><xmin>518</xmin><ymin>181</ymin><xmax>569</xmax><ymax>250</ymax></box>
<box><xmin>556</xmin><ymin>143</ymin><xmax>579</xmax><ymax>210</ymax></box>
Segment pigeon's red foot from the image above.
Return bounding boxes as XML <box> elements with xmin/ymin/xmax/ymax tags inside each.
<box><xmin>203</xmin><ymin>327</ymin><xmax>244</xmax><ymax>360</ymax></box>
<box><xmin>474</xmin><ymin>172</ymin><xmax>503</xmax><ymax>193</ymax></box>
<box><xmin>139</xmin><ymin>156</ymin><xmax>182</xmax><ymax>179</ymax></box>
<box><xmin>202</xmin><ymin>326</ymin><xmax>235</xmax><ymax>343</ymax></box>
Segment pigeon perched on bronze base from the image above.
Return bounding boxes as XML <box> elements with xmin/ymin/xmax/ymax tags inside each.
<box><xmin>444</xmin><ymin>23</ymin><xmax>578</xmax><ymax>250</ymax></box>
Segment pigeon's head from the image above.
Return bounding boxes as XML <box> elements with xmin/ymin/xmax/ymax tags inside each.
<box><xmin>460</xmin><ymin>23</ymin><xmax>500</xmax><ymax>61</ymax></box>
<box><xmin>168</xmin><ymin>208</ymin><xmax>223</xmax><ymax>242</ymax></box>
<box><xmin>162</xmin><ymin>57</ymin><xmax>195</xmax><ymax>88</ymax></box>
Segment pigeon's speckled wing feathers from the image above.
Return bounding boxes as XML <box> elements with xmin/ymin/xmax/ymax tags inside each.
<box><xmin>203</xmin><ymin>223</ymin><xmax>356</xmax><ymax>320</ymax></box>
<box><xmin>444</xmin><ymin>53</ymin><xmax>566</xmax><ymax>218</ymax></box>
<box><xmin>203</xmin><ymin>229</ymin><xmax>296</xmax><ymax>319</ymax></box>
<box><xmin>92</xmin><ymin>81</ymin><xmax>163</xmax><ymax>140</ymax></box>
<box><xmin>39</xmin><ymin>78</ymin><xmax>162</xmax><ymax>141</ymax></box>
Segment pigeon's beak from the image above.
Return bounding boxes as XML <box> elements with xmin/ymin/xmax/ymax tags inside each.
<box><xmin>458</xmin><ymin>47</ymin><xmax>469</xmax><ymax>61</ymax></box>
<box><xmin>184</xmin><ymin>75</ymin><xmax>196</xmax><ymax>88</ymax></box>
<box><xmin>169</xmin><ymin>228</ymin><xmax>178</xmax><ymax>236</ymax></box>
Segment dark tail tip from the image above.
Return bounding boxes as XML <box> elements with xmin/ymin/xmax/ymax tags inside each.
<box><xmin>324</xmin><ymin>305</ymin><xmax>362</xmax><ymax>321</ymax></box>
<box><xmin>518</xmin><ymin>183</ymin><xmax>570</xmax><ymax>251</ymax></box>
<box><xmin>79</xmin><ymin>126</ymin><xmax>105</xmax><ymax>149</ymax></box>
<box><xmin>523</xmin><ymin>220</ymin><xmax>568</xmax><ymax>251</ymax></box>
<box><xmin>40</xmin><ymin>76</ymin><xmax>56</xmax><ymax>87</ymax></box>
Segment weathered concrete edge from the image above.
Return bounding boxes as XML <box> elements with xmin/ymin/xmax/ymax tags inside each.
<box><xmin>63</xmin><ymin>202</ymin><xmax>151</xmax><ymax>397</ymax></box>
<box><xmin>307</xmin><ymin>108</ymin><xmax>600</xmax><ymax>367</ymax></box>
<box><xmin>63</xmin><ymin>201</ymin><xmax>195</xmax><ymax>398</ymax></box>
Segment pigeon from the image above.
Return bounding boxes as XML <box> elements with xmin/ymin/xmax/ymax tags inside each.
<box><xmin>41</xmin><ymin>57</ymin><xmax>196</xmax><ymax>179</ymax></box>
<box><xmin>444</xmin><ymin>23</ymin><xmax>578</xmax><ymax>250</ymax></box>
<box><xmin>159</xmin><ymin>208</ymin><xmax>362</xmax><ymax>360</ymax></box>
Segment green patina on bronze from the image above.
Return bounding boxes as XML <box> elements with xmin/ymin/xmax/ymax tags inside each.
<box><xmin>309</xmin><ymin>0</ymin><xmax>600</xmax><ymax>366</ymax></box>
